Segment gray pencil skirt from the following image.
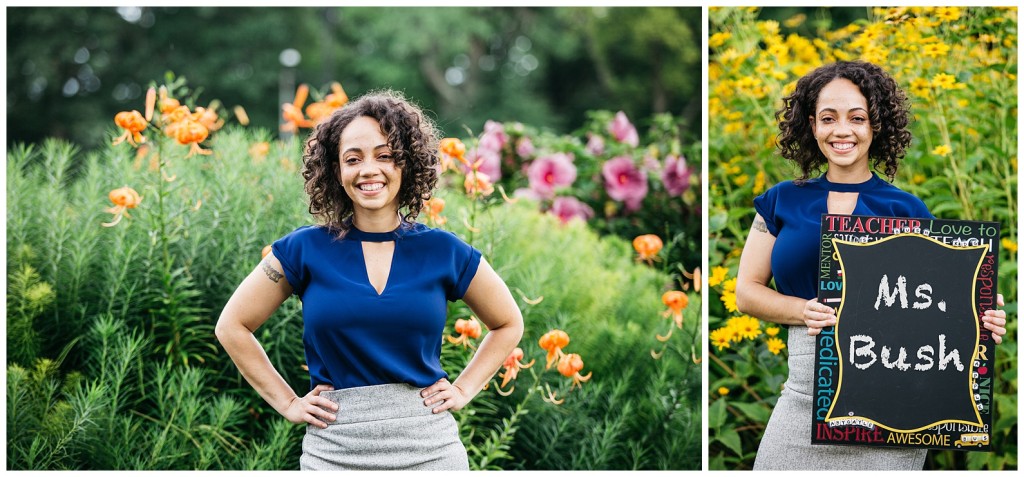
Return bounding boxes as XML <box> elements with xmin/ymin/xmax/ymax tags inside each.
<box><xmin>299</xmin><ymin>383</ymin><xmax>469</xmax><ymax>471</ymax></box>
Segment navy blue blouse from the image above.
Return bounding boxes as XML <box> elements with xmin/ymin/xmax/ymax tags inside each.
<box><xmin>271</xmin><ymin>221</ymin><xmax>482</xmax><ymax>391</ymax></box>
<box><xmin>753</xmin><ymin>173</ymin><xmax>932</xmax><ymax>300</ymax></box>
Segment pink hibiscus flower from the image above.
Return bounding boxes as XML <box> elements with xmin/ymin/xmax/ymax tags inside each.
<box><xmin>585</xmin><ymin>133</ymin><xmax>605</xmax><ymax>156</ymax></box>
<box><xmin>608</xmin><ymin>111</ymin><xmax>639</xmax><ymax>147</ymax></box>
<box><xmin>462</xmin><ymin>148</ymin><xmax>502</xmax><ymax>181</ymax></box>
<box><xmin>662</xmin><ymin>154</ymin><xmax>690</xmax><ymax>197</ymax></box>
<box><xmin>527</xmin><ymin>152</ymin><xmax>577</xmax><ymax>199</ymax></box>
<box><xmin>602</xmin><ymin>156</ymin><xmax>648</xmax><ymax>211</ymax></box>
<box><xmin>516</xmin><ymin>136</ymin><xmax>535</xmax><ymax>158</ymax></box>
<box><xmin>478</xmin><ymin>120</ymin><xmax>508</xmax><ymax>152</ymax></box>
<box><xmin>549</xmin><ymin>196</ymin><xmax>595</xmax><ymax>224</ymax></box>
<box><xmin>513</xmin><ymin>187</ymin><xmax>543</xmax><ymax>202</ymax></box>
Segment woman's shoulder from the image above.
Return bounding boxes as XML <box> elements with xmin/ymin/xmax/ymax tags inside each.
<box><xmin>274</xmin><ymin>224</ymin><xmax>335</xmax><ymax>250</ymax></box>
<box><xmin>409</xmin><ymin>223</ymin><xmax>470</xmax><ymax>247</ymax></box>
<box><xmin>281</xmin><ymin>224</ymin><xmax>329</xmax><ymax>240</ymax></box>
<box><xmin>758</xmin><ymin>178</ymin><xmax>816</xmax><ymax>201</ymax></box>
<box><xmin>871</xmin><ymin>179</ymin><xmax>931</xmax><ymax>215</ymax></box>
<box><xmin>871</xmin><ymin>178</ymin><xmax>925</xmax><ymax>203</ymax></box>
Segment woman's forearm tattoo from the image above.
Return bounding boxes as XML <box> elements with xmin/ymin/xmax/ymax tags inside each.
<box><xmin>753</xmin><ymin>218</ymin><xmax>768</xmax><ymax>233</ymax></box>
<box><xmin>261</xmin><ymin>260</ymin><xmax>284</xmax><ymax>283</ymax></box>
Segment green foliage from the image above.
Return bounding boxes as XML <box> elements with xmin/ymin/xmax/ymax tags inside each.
<box><xmin>436</xmin><ymin>192</ymin><xmax>700</xmax><ymax>470</ymax></box>
<box><xmin>7</xmin><ymin>87</ymin><xmax>697</xmax><ymax>470</ymax></box>
<box><xmin>7</xmin><ymin>357</ymin><xmax>105</xmax><ymax>470</ymax></box>
<box><xmin>6</xmin><ymin>262</ymin><xmax>55</xmax><ymax>365</ymax></box>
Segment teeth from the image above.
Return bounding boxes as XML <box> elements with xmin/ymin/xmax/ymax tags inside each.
<box><xmin>359</xmin><ymin>183</ymin><xmax>384</xmax><ymax>191</ymax></box>
<box><xmin>832</xmin><ymin>143</ymin><xmax>855</xmax><ymax>150</ymax></box>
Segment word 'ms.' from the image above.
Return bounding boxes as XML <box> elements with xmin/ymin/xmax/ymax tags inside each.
<box><xmin>874</xmin><ymin>274</ymin><xmax>945</xmax><ymax>312</ymax></box>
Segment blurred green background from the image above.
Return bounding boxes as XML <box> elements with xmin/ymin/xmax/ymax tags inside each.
<box><xmin>6</xmin><ymin>6</ymin><xmax>702</xmax><ymax>150</ymax></box>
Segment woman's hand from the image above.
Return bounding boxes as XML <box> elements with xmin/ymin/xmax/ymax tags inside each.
<box><xmin>983</xmin><ymin>294</ymin><xmax>1010</xmax><ymax>344</ymax></box>
<box><xmin>421</xmin><ymin>378</ymin><xmax>471</xmax><ymax>414</ymax></box>
<box><xmin>803</xmin><ymin>298</ymin><xmax>837</xmax><ymax>336</ymax></box>
<box><xmin>283</xmin><ymin>384</ymin><xmax>339</xmax><ymax>429</ymax></box>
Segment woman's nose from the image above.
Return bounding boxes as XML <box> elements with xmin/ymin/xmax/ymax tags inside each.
<box><xmin>833</xmin><ymin>120</ymin><xmax>854</xmax><ymax>136</ymax></box>
<box><xmin>357</xmin><ymin>163</ymin><xmax>382</xmax><ymax>176</ymax></box>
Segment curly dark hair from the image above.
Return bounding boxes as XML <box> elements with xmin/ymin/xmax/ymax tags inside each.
<box><xmin>775</xmin><ymin>61</ymin><xmax>912</xmax><ymax>182</ymax></box>
<box><xmin>301</xmin><ymin>90</ymin><xmax>440</xmax><ymax>235</ymax></box>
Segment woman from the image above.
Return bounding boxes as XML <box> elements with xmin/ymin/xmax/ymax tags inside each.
<box><xmin>215</xmin><ymin>90</ymin><xmax>524</xmax><ymax>470</ymax></box>
<box><xmin>735</xmin><ymin>61</ymin><xmax>1008</xmax><ymax>470</ymax></box>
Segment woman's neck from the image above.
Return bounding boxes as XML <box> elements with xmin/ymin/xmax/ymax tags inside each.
<box><xmin>351</xmin><ymin>209</ymin><xmax>402</xmax><ymax>232</ymax></box>
<box><xmin>825</xmin><ymin>165</ymin><xmax>873</xmax><ymax>184</ymax></box>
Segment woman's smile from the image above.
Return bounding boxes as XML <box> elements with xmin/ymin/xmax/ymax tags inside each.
<box><xmin>356</xmin><ymin>181</ymin><xmax>386</xmax><ymax>194</ymax></box>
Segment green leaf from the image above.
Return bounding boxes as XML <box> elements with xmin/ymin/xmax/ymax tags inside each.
<box><xmin>709</xmin><ymin>398</ymin><xmax>727</xmax><ymax>429</ymax></box>
<box><xmin>716</xmin><ymin>428</ymin><xmax>743</xmax><ymax>457</ymax></box>
<box><xmin>729</xmin><ymin>401</ymin><xmax>771</xmax><ymax>423</ymax></box>
<box><xmin>709</xmin><ymin>211</ymin><xmax>729</xmax><ymax>232</ymax></box>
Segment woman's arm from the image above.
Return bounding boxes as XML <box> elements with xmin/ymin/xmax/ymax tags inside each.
<box><xmin>420</xmin><ymin>257</ymin><xmax>524</xmax><ymax>413</ymax></box>
<box><xmin>735</xmin><ymin>214</ymin><xmax>837</xmax><ymax>334</ymax></box>
<box><xmin>215</xmin><ymin>252</ymin><xmax>338</xmax><ymax>428</ymax></box>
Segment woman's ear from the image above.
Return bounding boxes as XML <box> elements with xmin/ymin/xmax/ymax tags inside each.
<box><xmin>808</xmin><ymin>115</ymin><xmax>816</xmax><ymax>137</ymax></box>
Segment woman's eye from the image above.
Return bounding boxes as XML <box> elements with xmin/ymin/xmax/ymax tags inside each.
<box><xmin>820</xmin><ymin>117</ymin><xmax>835</xmax><ymax>123</ymax></box>
<box><xmin>378</xmin><ymin>154</ymin><xmax>393</xmax><ymax>161</ymax></box>
<box><xmin>344</xmin><ymin>157</ymin><xmax>360</xmax><ymax>164</ymax></box>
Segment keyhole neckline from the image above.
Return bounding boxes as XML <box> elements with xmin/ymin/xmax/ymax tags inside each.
<box><xmin>816</xmin><ymin>171</ymin><xmax>883</xmax><ymax>193</ymax></box>
<box><xmin>342</xmin><ymin>219</ymin><xmax>422</xmax><ymax>242</ymax></box>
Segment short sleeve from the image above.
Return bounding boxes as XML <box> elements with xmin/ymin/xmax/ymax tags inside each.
<box><xmin>445</xmin><ymin>233</ymin><xmax>483</xmax><ymax>302</ymax></box>
<box><xmin>752</xmin><ymin>185</ymin><xmax>781</xmax><ymax>236</ymax></box>
<box><xmin>271</xmin><ymin>227</ymin><xmax>313</xmax><ymax>296</ymax></box>
<box><xmin>908</xmin><ymin>196</ymin><xmax>934</xmax><ymax>220</ymax></box>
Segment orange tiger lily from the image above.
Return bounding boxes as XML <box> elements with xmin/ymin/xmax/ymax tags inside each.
<box><xmin>102</xmin><ymin>186</ymin><xmax>142</xmax><ymax>227</ymax></box>
<box><xmin>282</xmin><ymin>84</ymin><xmax>313</xmax><ymax>132</ymax></box>
<box><xmin>656</xmin><ymin>290</ymin><xmax>689</xmax><ymax>342</ymax></box>
<box><xmin>633</xmin><ymin>234</ymin><xmax>663</xmax><ymax>264</ymax></box>
<box><xmin>446</xmin><ymin>317</ymin><xmax>482</xmax><ymax>349</ymax></box>
<box><xmin>112</xmin><ymin>111</ymin><xmax>148</xmax><ymax>147</ymax></box>
<box><xmin>172</xmin><ymin>118</ymin><xmax>211</xmax><ymax>157</ymax></box>
<box><xmin>557</xmin><ymin>353</ymin><xmax>592</xmax><ymax>390</ymax></box>
<box><xmin>439</xmin><ymin>138</ymin><xmax>468</xmax><ymax>169</ymax></box>
<box><xmin>464</xmin><ymin>170</ymin><xmax>494</xmax><ymax>198</ymax></box>
<box><xmin>424</xmin><ymin>197</ymin><xmax>447</xmax><ymax>226</ymax></box>
<box><xmin>498</xmin><ymin>347</ymin><xmax>535</xmax><ymax>390</ymax></box>
<box><xmin>538</xmin><ymin>330</ymin><xmax>569</xmax><ymax>369</ymax></box>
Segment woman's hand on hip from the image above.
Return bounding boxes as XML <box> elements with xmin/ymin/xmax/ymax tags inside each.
<box><xmin>982</xmin><ymin>294</ymin><xmax>1009</xmax><ymax>344</ymax></box>
<box><xmin>421</xmin><ymin>378</ymin><xmax>470</xmax><ymax>414</ymax></box>
<box><xmin>283</xmin><ymin>384</ymin><xmax>338</xmax><ymax>429</ymax></box>
<box><xmin>803</xmin><ymin>298</ymin><xmax>837</xmax><ymax>336</ymax></box>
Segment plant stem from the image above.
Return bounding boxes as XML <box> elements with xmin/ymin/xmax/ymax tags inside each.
<box><xmin>708</xmin><ymin>352</ymin><xmax>764</xmax><ymax>402</ymax></box>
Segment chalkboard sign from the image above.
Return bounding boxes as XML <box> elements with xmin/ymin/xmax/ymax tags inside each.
<box><xmin>813</xmin><ymin>215</ymin><xmax>999</xmax><ymax>451</ymax></box>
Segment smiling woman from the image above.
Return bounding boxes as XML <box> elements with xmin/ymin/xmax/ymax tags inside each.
<box><xmin>731</xmin><ymin>61</ymin><xmax>1010</xmax><ymax>471</ymax></box>
<box><xmin>215</xmin><ymin>90</ymin><xmax>524</xmax><ymax>470</ymax></box>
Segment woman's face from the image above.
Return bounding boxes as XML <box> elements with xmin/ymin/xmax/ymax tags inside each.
<box><xmin>337</xmin><ymin>116</ymin><xmax>402</xmax><ymax>217</ymax></box>
<box><xmin>810</xmin><ymin>78</ymin><xmax>873</xmax><ymax>174</ymax></box>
